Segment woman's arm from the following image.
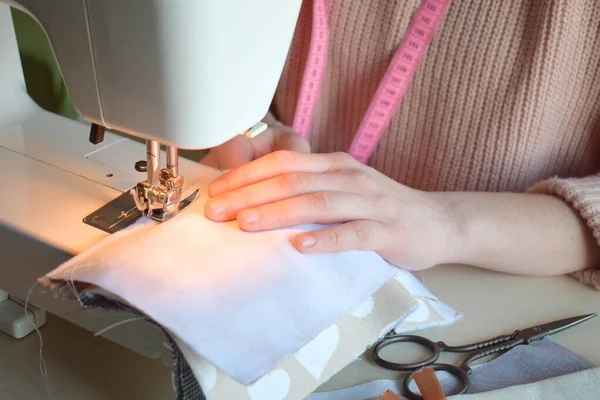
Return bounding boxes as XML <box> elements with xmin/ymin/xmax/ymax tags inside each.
<box><xmin>204</xmin><ymin>150</ymin><xmax>600</xmax><ymax>279</ymax></box>
<box><xmin>437</xmin><ymin>191</ymin><xmax>600</xmax><ymax>276</ymax></box>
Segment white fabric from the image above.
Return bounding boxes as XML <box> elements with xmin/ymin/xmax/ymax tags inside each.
<box><xmin>309</xmin><ymin>368</ymin><xmax>600</xmax><ymax>400</ymax></box>
<box><xmin>45</xmin><ymin>170</ymin><xmax>398</xmax><ymax>384</ymax></box>
<box><xmin>392</xmin><ymin>270</ymin><xmax>462</xmax><ymax>333</ymax></box>
<box><xmin>449</xmin><ymin>367</ymin><xmax>600</xmax><ymax>400</ymax></box>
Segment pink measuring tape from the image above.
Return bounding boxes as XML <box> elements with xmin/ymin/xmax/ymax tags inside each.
<box><xmin>292</xmin><ymin>0</ymin><xmax>452</xmax><ymax>163</ymax></box>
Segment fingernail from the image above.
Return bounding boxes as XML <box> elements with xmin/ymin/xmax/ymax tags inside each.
<box><xmin>299</xmin><ymin>234</ymin><xmax>317</xmax><ymax>248</ymax></box>
<box><xmin>208</xmin><ymin>200</ymin><xmax>226</xmax><ymax>215</ymax></box>
<box><xmin>241</xmin><ymin>209</ymin><xmax>260</xmax><ymax>224</ymax></box>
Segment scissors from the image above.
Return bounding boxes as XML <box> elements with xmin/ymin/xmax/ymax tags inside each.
<box><xmin>371</xmin><ymin>313</ymin><xmax>597</xmax><ymax>399</ymax></box>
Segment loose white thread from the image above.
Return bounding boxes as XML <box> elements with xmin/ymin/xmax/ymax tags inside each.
<box><xmin>61</xmin><ymin>264</ymin><xmax>147</xmax><ymax>337</ymax></box>
<box><xmin>24</xmin><ymin>281</ymin><xmax>55</xmax><ymax>400</ymax></box>
<box><xmin>94</xmin><ymin>316</ymin><xmax>146</xmax><ymax>337</ymax></box>
<box><xmin>65</xmin><ymin>262</ymin><xmax>99</xmax><ymax>306</ymax></box>
<box><xmin>22</xmin><ymin>263</ymin><xmax>96</xmax><ymax>400</ymax></box>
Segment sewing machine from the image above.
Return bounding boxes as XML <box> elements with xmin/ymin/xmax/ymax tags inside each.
<box><xmin>0</xmin><ymin>0</ymin><xmax>301</xmax><ymax>357</ymax></box>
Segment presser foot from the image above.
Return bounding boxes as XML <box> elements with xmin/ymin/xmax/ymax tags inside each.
<box><xmin>84</xmin><ymin>140</ymin><xmax>200</xmax><ymax>233</ymax></box>
<box><xmin>129</xmin><ymin>164</ymin><xmax>200</xmax><ymax>222</ymax></box>
<box><xmin>129</xmin><ymin>141</ymin><xmax>201</xmax><ymax>223</ymax></box>
<box><xmin>83</xmin><ymin>189</ymin><xmax>199</xmax><ymax>234</ymax></box>
<box><xmin>136</xmin><ymin>187</ymin><xmax>200</xmax><ymax>222</ymax></box>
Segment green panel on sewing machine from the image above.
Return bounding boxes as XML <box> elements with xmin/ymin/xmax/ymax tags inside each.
<box><xmin>11</xmin><ymin>7</ymin><xmax>78</xmax><ymax>120</ymax></box>
<box><xmin>10</xmin><ymin>8</ymin><xmax>206</xmax><ymax>162</ymax></box>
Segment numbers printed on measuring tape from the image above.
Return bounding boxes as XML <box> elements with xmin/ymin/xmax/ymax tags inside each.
<box><xmin>425</xmin><ymin>3</ymin><xmax>440</xmax><ymax>14</ymax></box>
<box><xmin>384</xmin><ymin>88</ymin><xmax>398</xmax><ymax>97</ymax></box>
<box><xmin>346</xmin><ymin>0</ymin><xmax>451</xmax><ymax>162</ymax></box>
<box><xmin>291</xmin><ymin>0</ymin><xmax>330</xmax><ymax>138</ymax></box>
<box><xmin>378</xmin><ymin>99</ymin><xmax>392</xmax><ymax>108</ymax></box>
<box><xmin>395</xmin><ymin>64</ymin><xmax>409</xmax><ymax>74</ymax></box>
<box><xmin>408</xmin><ymin>39</ymin><xmax>423</xmax><ymax>51</ymax></box>
<box><xmin>401</xmin><ymin>51</ymin><xmax>417</xmax><ymax>63</ymax></box>
<box><xmin>294</xmin><ymin>0</ymin><xmax>451</xmax><ymax>161</ymax></box>
<box><xmin>412</xmin><ymin>26</ymin><xmax>429</xmax><ymax>40</ymax></box>
<box><xmin>390</xmin><ymin>75</ymin><xmax>404</xmax><ymax>86</ymax></box>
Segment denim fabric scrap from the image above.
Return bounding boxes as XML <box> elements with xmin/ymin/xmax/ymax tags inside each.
<box><xmin>308</xmin><ymin>335</ymin><xmax>597</xmax><ymax>400</ymax></box>
<box><xmin>437</xmin><ymin>335</ymin><xmax>597</xmax><ymax>395</ymax></box>
<box><xmin>77</xmin><ymin>289</ymin><xmax>205</xmax><ymax>400</ymax></box>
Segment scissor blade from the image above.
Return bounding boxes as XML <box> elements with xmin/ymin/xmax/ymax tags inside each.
<box><xmin>518</xmin><ymin>313</ymin><xmax>596</xmax><ymax>343</ymax></box>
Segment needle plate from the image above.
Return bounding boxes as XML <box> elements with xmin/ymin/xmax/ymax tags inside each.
<box><xmin>83</xmin><ymin>189</ymin><xmax>199</xmax><ymax>234</ymax></box>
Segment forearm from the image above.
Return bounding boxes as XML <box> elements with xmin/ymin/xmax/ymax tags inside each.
<box><xmin>437</xmin><ymin>191</ymin><xmax>600</xmax><ymax>276</ymax></box>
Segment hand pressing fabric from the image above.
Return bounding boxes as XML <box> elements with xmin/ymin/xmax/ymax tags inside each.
<box><xmin>204</xmin><ymin>149</ymin><xmax>455</xmax><ymax>270</ymax></box>
<box><xmin>204</xmin><ymin>146</ymin><xmax>600</xmax><ymax>276</ymax></box>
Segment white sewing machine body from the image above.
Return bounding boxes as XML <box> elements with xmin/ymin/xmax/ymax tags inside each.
<box><xmin>3</xmin><ymin>0</ymin><xmax>300</xmax><ymax>149</ymax></box>
<box><xmin>0</xmin><ymin>0</ymin><xmax>301</xmax><ymax>359</ymax></box>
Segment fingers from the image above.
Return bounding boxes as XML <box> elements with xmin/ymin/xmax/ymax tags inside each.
<box><xmin>201</xmin><ymin>134</ymin><xmax>255</xmax><ymax>170</ymax></box>
<box><xmin>293</xmin><ymin>221</ymin><xmax>386</xmax><ymax>253</ymax></box>
<box><xmin>201</xmin><ymin>128</ymin><xmax>310</xmax><ymax>174</ymax></box>
<box><xmin>234</xmin><ymin>192</ymin><xmax>374</xmax><ymax>231</ymax></box>
<box><xmin>205</xmin><ymin>172</ymin><xmax>361</xmax><ymax>221</ymax></box>
<box><xmin>208</xmin><ymin>151</ymin><xmax>358</xmax><ymax>197</ymax></box>
<box><xmin>272</xmin><ymin>130</ymin><xmax>311</xmax><ymax>154</ymax></box>
<box><xmin>199</xmin><ymin>151</ymin><xmax>220</xmax><ymax>169</ymax></box>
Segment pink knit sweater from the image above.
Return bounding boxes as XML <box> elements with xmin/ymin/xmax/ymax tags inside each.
<box><xmin>270</xmin><ymin>0</ymin><xmax>600</xmax><ymax>288</ymax></box>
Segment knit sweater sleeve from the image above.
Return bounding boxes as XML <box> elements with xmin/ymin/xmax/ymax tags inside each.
<box><xmin>527</xmin><ymin>174</ymin><xmax>600</xmax><ymax>290</ymax></box>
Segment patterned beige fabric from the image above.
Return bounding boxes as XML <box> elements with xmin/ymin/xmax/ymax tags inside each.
<box><xmin>176</xmin><ymin>277</ymin><xmax>458</xmax><ymax>400</ymax></box>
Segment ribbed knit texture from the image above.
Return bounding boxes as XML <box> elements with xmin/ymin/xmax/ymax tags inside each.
<box><xmin>271</xmin><ymin>0</ymin><xmax>600</xmax><ymax>288</ymax></box>
<box><xmin>529</xmin><ymin>175</ymin><xmax>600</xmax><ymax>289</ymax></box>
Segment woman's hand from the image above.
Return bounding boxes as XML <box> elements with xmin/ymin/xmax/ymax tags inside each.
<box><xmin>203</xmin><ymin>148</ymin><xmax>600</xmax><ymax>276</ymax></box>
<box><xmin>204</xmin><ymin>150</ymin><xmax>458</xmax><ymax>270</ymax></box>
<box><xmin>201</xmin><ymin>113</ymin><xmax>310</xmax><ymax>170</ymax></box>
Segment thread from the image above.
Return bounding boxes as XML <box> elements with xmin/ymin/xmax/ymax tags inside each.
<box><xmin>21</xmin><ymin>262</ymin><xmax>96</xmax><ymax>400</ymax></box>
<box><xmin>94</xmin><ymin>316</ymin><xmax>146</xmax><ymax>337</ymax></box>
<box><xmin>64</xmin><ymin>262</ymin><xmax>99</xmax><ymax>306</ymax></box>
<box><xmin>61</xmin><ymin>263</ymin><xmax>147</xmax><ymax>339</ymax></box>
<box><xmin>24</xmin><ymin>281</ymin><xmax>55</xmax><ymax>400</ymax></box>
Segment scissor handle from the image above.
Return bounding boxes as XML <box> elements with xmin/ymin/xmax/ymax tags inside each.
<box><xmin>441</xmin><ymin>331</ymin><xmax>518</xmax><ymax>353</ymax></box>
<box><xmin>402</xmin><ymin>363</ymin><xmax>469</xmax><ymax>400</ymax></box>
<box><xmin>372</xmin><ymin>335</ymin><xmax>440</xmax><ymax>371</ymax></box>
